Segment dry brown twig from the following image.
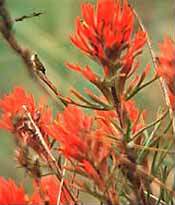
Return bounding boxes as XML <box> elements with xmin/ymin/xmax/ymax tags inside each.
<box><xmin>57</xmin><ymin>159</ymin><xmax>68</xmax><ymax>205</ymax></box>
<box><xmin>15</xmin><ymin>11</ymin><xmax>44</xmax><ymax>22</ymax></box>
<box><xmin>0</xmin><ymin>0</ymin><xmax>67</xmax><ymax>107</ymax></box>
<box><xmin>0</xmin><ymin>0</ymin><xmax>78</xmax><ymax>203</ymax></box>
<box><xmin>0</xmin><ymin>0</ymin><xmax>107</xmax><ymax>111</ymax></box>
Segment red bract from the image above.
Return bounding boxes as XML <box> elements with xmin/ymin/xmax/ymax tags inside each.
<box><xmin>71</xmin><ymin>0</ymin><xmax>146</xmax><ymax>75</ymax></box>
<box><xmin>49</xmin><ymin>105</ymin><xmax>93</xmax><ymax>160</ymax></box>
<box><xmin>49</xmin><ymin>105</ymin><xmax>111</xmax><ymax>189</ymax></box>
<box><xmin>124</xmin><ymin>100</ymin><xmax>143</xmax><ymax>133</ymax></box>
<box><xmin>0</xmin><ymin>87</ymin><xmax>35</xmax><ymax>131</ymax></box>
<box><xmin>96</xmin><ymin>99</ymin><xmax>143</xmax><ymax>135</ymax></box>
<box><xmin>0</xmin><ymin>87</ymin><xmax>52</xmax><ymax>159</ymax></box>
<box><xmin>0</xmin><ymin>177</ymin><xmax>27</xmax><ymax>205</ymax></box>
<box><xmin>31</xmin><ymin>176</ymin><xmax>73</xmax><ymax>205</ymax></box>
<box><xmin>96</xmin><ymin>109</ymin><xmax>118</xmax><ymax>136</ymax></box>
<box><xmin>66</xmin><ymin>63</ymin><xmax>99</xmax><ymax>83</ymax></box>
<box><xmin>157</xmin><ymin>37</ymin><xmax>175</xmax><ymax>110</ymax></box>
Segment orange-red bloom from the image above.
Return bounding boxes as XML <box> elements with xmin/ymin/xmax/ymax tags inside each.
<box><xmin>49</xmin><ymin>105</ymin><xmax>93</xmax><ymax>161</ymax></box>
<box><xmin>49</xmin><ymin>105</ymin><xmax>111</xmax><ymax>189</ymax></box>
<box><xmin>0</xmin><ymin>87</ymin><xmax>52</xmax><ymax>159</ymax></box>
<box><xmin>71</xmin><ymin>0</ymin><xmax>146</xmax><ymax>75</ymax></box>
<box><xmin>157</xmin><ymin>37</ymin><xmax>175</xmax><ymax>110</ymax></box>
<box><xmin>0</xmin><ymin>87</ymin><xmax>35</xmax><ymax>131</ymax></box>
<box><xmin>0</xmin><ymin>177</ymin><xmax>27</xmax><ymax>205</ymax></box>
<box><xmin>31</xmin><ymin>176</ymin><xmax>73</xmax><ymax>205</ymax></box>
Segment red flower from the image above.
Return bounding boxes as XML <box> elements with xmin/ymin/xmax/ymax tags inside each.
<box><xmin>31</xmin><ymin>176</ymin><xmax>73</xmax><ymax>205</ymax></box>
<box><xmin>49</xmin><ymin>105</ymin><xmax>111</xmax><ymax>189</ymax></box>
<box><xmin>0</xmin><ymin>177</ymin><xmax>27</xmax><ymax>205</ymax></box>
<box><xmin>49</xmin><ymin>105</ymin><xmax>93</xmax><ymax>161</ymax></box>
<box><xmin>71</xmin><ymin>0</ymin><xmax>146</xmax><ymax>75</ymax></box>
<box><xmin>0</xmin><ymin>87</ymin><xmax>52</xmax><ymax>159</ymax></box>
<box><xmin>157</xmin><ymin>37</ymin><xmax>175</xmax><ymax>110</ymax></box>
<box><xmin>0</xmin><ymin>87</ymin><xmax>35</xmax><ymax>131</ymax></box>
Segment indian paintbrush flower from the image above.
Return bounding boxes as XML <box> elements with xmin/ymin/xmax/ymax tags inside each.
<box><xmin>71</xmin><ymin>0</ymin><xmax>146</xmax><ymax>77</ymax></box>
<box><xmin>0</xmin><ymin>87</ymin><xmax>52</xmax><ymax>159</ymax></box>
<box><xmin>0</xmin><ymin>177</ymin><xmax>28</xmax><ymax>205</ymax></box>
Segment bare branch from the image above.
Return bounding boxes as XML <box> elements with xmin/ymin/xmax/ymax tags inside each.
<box><xmin>15</xmin><ymin>11</ymin><xmax>44</xmax><ymax>22</ymax></box>
<box><xmin>57</xmin><ymin>159</ymin><xmax>68</xmax><ymax>205</ymax></box>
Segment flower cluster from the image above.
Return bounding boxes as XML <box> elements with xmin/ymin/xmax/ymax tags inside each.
<box><xmin>0</xmin><ymin>87</ymin><xmax>144</xmax><ymax>204</ymax></box>
<box><xmin>0</xmin><ymin>0</ymin><xmax>174</xmax><ymax>204</ymax></box>
<box><xmin>67</xmin><ymin>0</ymin><xmax>149</xmax><ymax>118</ymax></box>
<box><xmin>0</xmin><ymin>176</ymin><xmax>71</xmax><ymax>205</ymax></box>
<box><xmin>0</xmin><ymin>87</ymin><xmax>52</xmax><ymax>160</ymax></box>
<box><xmin>49</xmin><ymin>105</ymin><xmax>111</xmax><ymax>190</ymax></box>
<box><xmin>70</xmin><ymin>0</ymin><xmax>146</xmax><ymax>77</ymax></box>
<box><xmin>0</xmin><ymin>177</ymin><xmax>27</xmax><ymax>205</ymax></box>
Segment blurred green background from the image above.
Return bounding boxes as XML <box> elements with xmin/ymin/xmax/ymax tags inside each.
<box><xmin>0</xmin><ymin>0</ymin><xmax>174</xmax><ymax>190</ymax></box>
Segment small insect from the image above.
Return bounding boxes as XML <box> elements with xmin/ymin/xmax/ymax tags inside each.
<box><xmin>31</xmin><ymin>53</ymin><xmax>46</xmax><ymax>74</ymax></box>
<box><xmin>80</xmin><ymin>19</ymin><xmax>89</xmax><ymax>29</ymax></box>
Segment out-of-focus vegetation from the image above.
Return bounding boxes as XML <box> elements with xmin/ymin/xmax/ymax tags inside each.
<box><xmin>0</xmin><ymin>0</ymin><xmax>173</xmax><ymax>184</ymax></box>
